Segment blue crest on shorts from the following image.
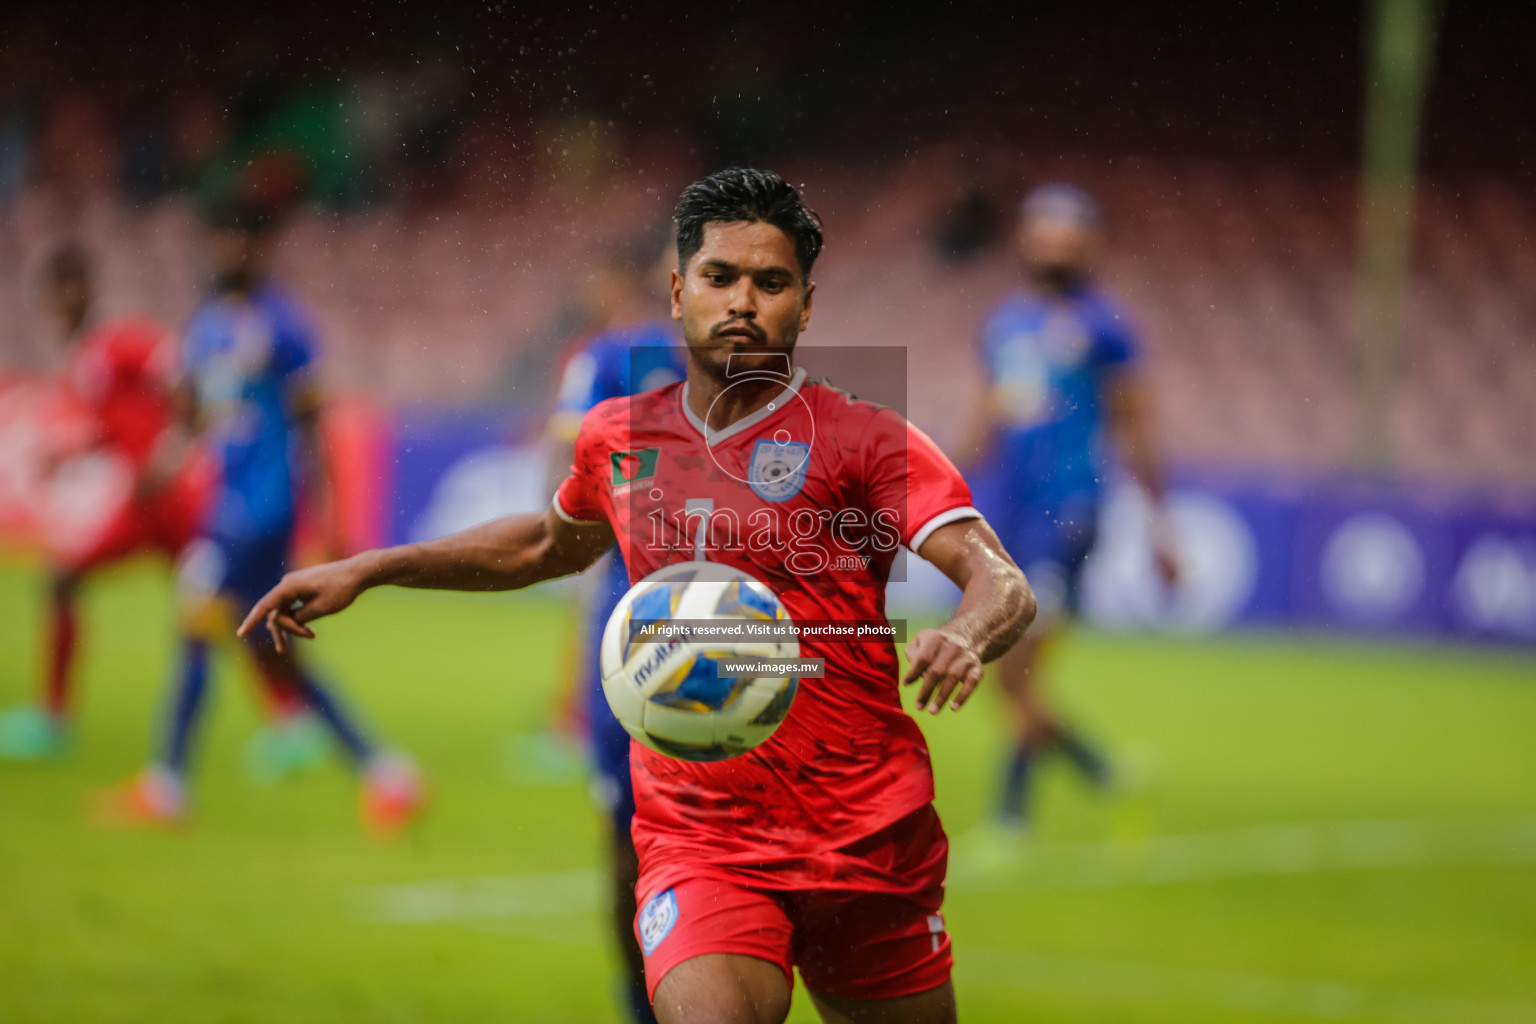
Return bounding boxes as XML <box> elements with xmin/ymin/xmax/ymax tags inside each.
<box><xmin>639</xmin><ymin>888</ymin><xmax>679</xmax><ymax>955</ymax></box>
<box><xmin>748</xmin><ymin>439</ymin><xmax>810</xmax><ymax>503</ymax></box>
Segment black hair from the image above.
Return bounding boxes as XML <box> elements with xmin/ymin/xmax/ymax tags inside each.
<box><xmin>674</xmin><ymin>168</ymin><xmax>824</xmax><ymax>279</ymax></box>
<box><xmin>47</xmin><ymin>243</ymin><xmax>92</xmax><ymax>285</ymax></box>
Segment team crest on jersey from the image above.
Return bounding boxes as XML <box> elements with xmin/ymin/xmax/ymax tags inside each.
<box><xmin>748</xmin><ymin>439</ymin><xmax>810</xmax><ymax>503</ymax></box>
<box><xmin>638</xmin><ymin>888</ymin><xmax>679</xmax><ymax>955</ymax></box>
<box><xmin>611</xmin><ymin>448</ymin><xmax>661</xmax><ymax>488</ymax></box>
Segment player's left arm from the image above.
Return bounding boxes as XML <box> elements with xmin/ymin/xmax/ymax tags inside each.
<box><xmin>1102</xmin><ymin>366</ymin><xmax>1180</xmax><ymax>587</ymax></box>
<box><xmin>903</xmin><ymin>519</ymin><xmax>1036</xmax><ymax>715</ymax></box>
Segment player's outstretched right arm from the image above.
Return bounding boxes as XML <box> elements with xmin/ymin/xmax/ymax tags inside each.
<box><xmin>237</xmin><ymin>506</ymin><xmax>614</xmax><ymax>651</ymax></box>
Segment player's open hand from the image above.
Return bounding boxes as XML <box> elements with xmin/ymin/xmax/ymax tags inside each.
<box><xmin>236</xmin><ymin>559</ymin><xmax>368</xmax><ymax>652</ymax></box>
<box><xmin>1148</xmin><ymin>512</ymin><xmax>1182</xmax><ymax>591</ymax></box>
<box><xmin>902</xmin><ymin>628</ymin><xmax>984</xmax><ymax>715</ymax></box>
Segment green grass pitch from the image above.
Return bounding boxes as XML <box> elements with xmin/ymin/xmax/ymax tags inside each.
<box><xmin>1</xmin><ymin>556</ymin><xmax>1533</xmax><ymax>1023</ymax></box>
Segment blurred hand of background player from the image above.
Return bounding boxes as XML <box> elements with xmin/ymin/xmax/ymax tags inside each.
<box><xmin>903</xmin><ymin>628</ymin><xmax>985</xmax><ymax>715</ymax></box>
<box><xmin>1149</xmin><ymin>513</ymin><xmax>1182</xmax><ymax>591</ymax></box>
<box><xmin>131</xmin><ymin>427</ymin><xmax>190</xmax><ymax>502</ymax></box>
<box><xmin>1154</xmin><ymin>541</ymin><xmax>1181</xmax><ymax>590</ymax></box>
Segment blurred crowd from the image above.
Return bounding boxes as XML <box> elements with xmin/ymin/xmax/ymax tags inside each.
<box><xmin>0</xmin><ymin>32</ymin><xmax>468</xmax><ymax>211</ymax></box>
<box><xmin>1</xmin><ymin>0</ymin><xmax>1532</xmax><ymax>486</ymax></box>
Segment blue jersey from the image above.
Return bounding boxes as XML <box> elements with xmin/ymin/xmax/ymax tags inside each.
<box><xmin>550</xmin><ymin>321</ymin><xmax>687</xmax><ymax>441</ymax></box>
<box><xmin>183</xmin><ymin>284</ymin><xmax>317</xmax><ymax>542</ymax></box>
<box><xmin>552</xmin><ymin>321</ymin><xmax>685</xmax><ymax>595</ymax></box>
<box><xmin>553</xmin><ymin>322</ymin><xmax>685</xmax><ymax>827</ymax></box>
<box><xmin>979</xmin><ymin>285</ymin><xmax>1139</xmax><ymax>509</ymax></box>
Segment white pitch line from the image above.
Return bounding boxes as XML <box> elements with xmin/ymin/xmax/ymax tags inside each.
<box><xmin>356</xmin><ymin>818</ymin><xmax>1536</xmax><ymax>918</ymax></box>
<box><xmin>949</xmin><ymin>815</ymin><xmax>1536</xmax><ymax>891</ymax></box>
<box><xmin>357</xmin><ymin>817</ymin><xmax>1536</xmax><ymax>921</ymax></box>
<box><xmin>361</xmin><ymin>868</ymin><xmax>601</xmax><ymax>925</ymax></box>
<box><xmin>958</xmin><ymin>948</ymin><xmax>1536</xmax><ymax>1024</ymax></box>
<box><xmin>357</xmin><ymin>825</ymin><xmax>1536</xmax><ymax>1021</ymax></box>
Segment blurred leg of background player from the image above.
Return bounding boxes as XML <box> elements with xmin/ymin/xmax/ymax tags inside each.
<box><xmin>0</xmin><ymin>465</ymin><xmax>302</xmax><ymax>762</ymax></box>
<box><xmin>0</xmin><ymin>566</ymin><xmax>99</xmax><ymax>760</ymax></box>
<box><xmin>0</xmin><ymin>563</ymin><xmax>106</xmax><ymax>761</ymax></box>
<box><xmin>0</xmin><ymin>512</ymin><xmax>327</xmax><ymax>770</ymax></box>
<box><xmin>99</xmin><ymin>533</ymin><xmax>424</xmax><ymax>836</ymax></box>
<box><xmin>583</xmin><ymin>552</ymin><xmax>658</xmax><ymax>1024</ymax></box>
<box><xmin>990</xmin><ymin>501</ymin><xmax>1114</xmax><ymax>831</ymax></box>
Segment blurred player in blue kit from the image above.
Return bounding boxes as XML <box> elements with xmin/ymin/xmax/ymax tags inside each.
<box><xmin>101</xmin><ymin>201</ymin><xmax>423</xmax><ymax>835</ymax></box>
<box><xmin>967</xmin><ymin>185</ymin><xmax>1179</xmax><ymax>831</ymax></box>
<box><xmin>547</xmin><ymin>240</ymin><xmax>684</xmax><ymax>1024</ymax></box>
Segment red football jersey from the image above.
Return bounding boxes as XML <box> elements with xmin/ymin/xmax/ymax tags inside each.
<box><xmin>555</xmin><ymin>366</ymin><xmax>980</xmax><ymax>893</ymax></box>
<box><xmin>66</xmin><ymin>317</ymin><xmax>178</xmax><ymax>466</ymax></box>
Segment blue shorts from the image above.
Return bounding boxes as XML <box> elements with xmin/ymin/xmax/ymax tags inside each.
<box><xmin>176</xmin><ymin>525</ymin><xmax>292</xmax><ymax>618</ymax></box>
<box><xmin>974</xmin><ymin>473</ymin><xmax>1099</xmax><ymax>623</ymax></box>
<box><xmin>584</xmin><ymin>550</ymin><xmax>636</xmax><ymax>833</ymax></box>
<box><xmin>1006</xmin><ymin>517</ymin><xmax>1097</xmax><ymax>624</ymax></box>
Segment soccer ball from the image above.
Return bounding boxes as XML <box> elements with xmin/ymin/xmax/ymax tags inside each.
<box><xmin>600</xmin><ymin>561</ymin><xmax>800</xmax><ymax>762</ymax></box>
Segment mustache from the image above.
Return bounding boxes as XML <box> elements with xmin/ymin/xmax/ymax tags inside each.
<box><xmin>708</xmin><ymin>318</ymin><xmax>768</xmax><ymax>344</ymax></box>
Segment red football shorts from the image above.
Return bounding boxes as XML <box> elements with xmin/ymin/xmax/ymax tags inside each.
<box><xmin>635</xmin><ymin>804</ymin><xmax>951</xmax><ymax>1003</ymax></box>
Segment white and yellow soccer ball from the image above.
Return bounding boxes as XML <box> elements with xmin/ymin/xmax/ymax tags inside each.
<box><xmin>600</xmin><ymin>561</ymin><xmax>799</xmax><ymax>762</ymax></box>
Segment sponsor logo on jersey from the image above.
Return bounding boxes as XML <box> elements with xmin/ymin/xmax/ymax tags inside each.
<box><xmin>748</xmin><ymin>439</ymin><xmax>810</xmax><ymax>503</ymax></box>
<box><xmin>611</xmin><ymin>448</ymin><xmax>661</xmax><ymax>487</ymax></box>
<box><xmin>639</xmin><ymin>888</ymin><xmax>679</xmax><ymax>955</ymax></box>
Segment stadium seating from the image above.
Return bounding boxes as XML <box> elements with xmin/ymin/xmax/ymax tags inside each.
<box><xmin>1</xmin><ymin>150</ymin><xmax>1532</xmax><ymax>487</ymax></box>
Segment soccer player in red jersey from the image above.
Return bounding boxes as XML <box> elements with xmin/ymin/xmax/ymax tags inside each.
<box><xmin>241</xmin><ymin>169</ymin><xmax>1036</xmax><ymax>1023</ymax></box>
<box><xmin>0</xmin><ymin>247</ymin><xmax>210</xmax><ymax>760</ymax></box>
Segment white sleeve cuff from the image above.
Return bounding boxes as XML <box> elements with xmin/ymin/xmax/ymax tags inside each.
<box><xmin>908</xmin><ymin>506</ymin><xmax>983</xmax><ymax>553</ymax></box>
<box><xmin>551</xmin><ymin>492</ymin><xmax>603</xmax><ymax>526</ymax></box>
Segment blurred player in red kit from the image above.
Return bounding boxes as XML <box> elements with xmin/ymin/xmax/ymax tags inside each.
<box><xmin>241</xmin><ymin>169</ymin><xmax>1036</xmax><ymax>1023</ymax></box>
<box><xmin>0</xmin><ymin>247</ymin><xmax>210</xmax><ymax>760</ymax></box>
<box><xmin>100</xmin><ymin>201</ymin><xmax>422</xmax><ymax>831</ymax></box>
